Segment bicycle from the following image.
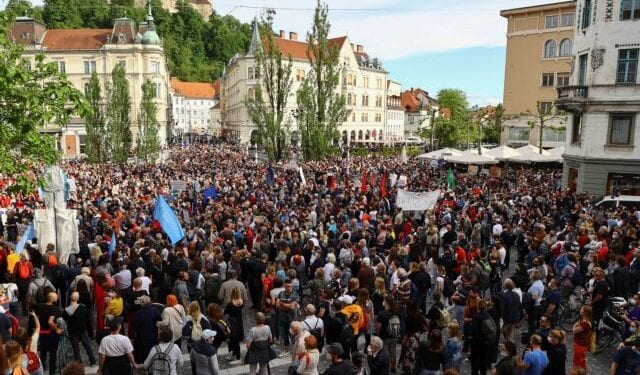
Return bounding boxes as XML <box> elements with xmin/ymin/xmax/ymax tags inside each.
<box><xmin>559</xmin><ymin>287</ymin><xmax>586</xmax><ymax>332</ymax></box>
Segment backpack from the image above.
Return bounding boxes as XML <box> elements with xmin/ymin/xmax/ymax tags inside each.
<box><xmin>338</xmin><ymin>313</ymin><xmax>354</xmax><ymax>346</ymax></box>
<box><xmin>47</xmin><ymin>254</ymin><xmax>58</xmax><ymax>268</ymax></box>
<box><xmin>480</xmin><ymin>316</ymin><xmax>497</xmax><ymax>343</ymax></box>
<box><xmin>442</xmin><ymin>277</ymin><xmax>455</xmax><ymax>298</ymax></box>
<box><xmin>26</xmin><ymin>351</ymin><xmax>41</xmax><ymax>373</ymax></box>
<box><xmin>388</xmin><ymin>315</ymin><xmax>401</xmax><ymax>339</ymax></box>
<box><xmin>18</xmin><ymin>262</ymin><xmax>31</xmax><ymax>280</ymax></box>
<box><xmin>303</xmin><ymin>319</ymin><xmax>324</xmax><ymax>348</ymax></box>
<box><xmin>51</xmin><ymin>264</ymin><xmax>68</xmax><ymax>289</ymax></box>
<box><xmin>568</xmin><ymin>264</ymin><xmax>584</xmax><ymax>287</ymax></box>
<box><xmin>554</xmin><ymin>253</ymin><xmax>569</xmax><ymax>276</ymax></box>
<box><xmin>217</xmin><ymin>319</ymin><xmax>231</xmax><ymax>340</ymax></box>
<box><xmin>478</xmin><ymin>259</ymin><xmax>491</xmax><ymax>273</ymax></box>
<box><xmin>475</xmin><ymin>267</ymin><xmax>490</xmax><ymax>290</ymax></box>
<box><xmin>203</xmin><ymin>274</ymin><xmax>222</xmax><ymax>305</ymax></box>
<box><xmin>148</xmin><ymin>344</ymin><xmax>173</xmax><ymax>375</ymax></box>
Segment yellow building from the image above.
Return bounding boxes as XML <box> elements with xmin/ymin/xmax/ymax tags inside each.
<box><xmin>500</xmin><ymin>1</ymin><xmax>575</xmax><ymax>147</ymax></box>
<box><xmin>10</xmin><ymin>8</ymin><xmax>171</xmax><ymax>156</ymax></box>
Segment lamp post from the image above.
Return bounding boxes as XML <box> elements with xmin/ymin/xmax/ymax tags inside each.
<box><xmin>429</xmin><ymin>108</ymin><xmax>437</xmax><ymax>151</ymax></box>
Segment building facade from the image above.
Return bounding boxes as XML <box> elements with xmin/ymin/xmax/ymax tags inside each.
<box><xmin>401</xmin><ymin>88</ymin><xmax>439</xmax><ymax>139</ymax></box>
<box><xmin>386</xmin><ymin>80</ymin><xmax>404</xmax><ymax>142</ymax></box>
<box><xmin>170</xmin><ymin>78</ymin><xmax>217</xmax><ymax>135</ymax></box>
<box><xmin>557</xmin><ymin>0</ymin><xmax>640</xmax><ymax>195</ymax></box>
<box><xmin>500</xmin><ymin>1</ymin><xmax>576</xmax><ymax>148</ymax></box>
<box><xmin>10</xmin><ymin>10</ymin><xmax>171</xmax><ymax>156</ymax></box>
<box><xmin>222</xmin><ymin>26</ymin><xmax>389</xmax><ymax>145</ymax></box>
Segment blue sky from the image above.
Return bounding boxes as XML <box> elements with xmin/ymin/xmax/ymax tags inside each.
<box><xmin>11</xmin><ymin>0</ymin><xmax>555</xmax><ymax>106</ymax></box>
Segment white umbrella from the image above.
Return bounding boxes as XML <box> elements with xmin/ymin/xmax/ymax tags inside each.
<box><xmin>508</xmin><ymin>151</ymin><xmax>562</xmax><ymax>163</ymax></box>
<box><xmin>446</xmin><ymin>150</ymin><xmax>499</xmax><ymax>165</ymax></box>
<box><xmin>484</xmin><ymin>145</ymin><xmax>522</xmax><ymax>160</ymax></box>
<box><xmin>516</xmin><ymin>144</ymin><xmax>551</xmax><ymax>156</ymax></box>
<box><xmin>416</xmin><ymin>147</ymin><xmax>463</xmax><ymax>160</ymax></box>
<box><xmin>548</xmin><ymin>146</ymin><xmax>565</xmax><ymax>156</ymax></box>
<box><xmin>468</xmin><ymin>147</ymin><xmax>492</xmax><ymax>156</ymax></box>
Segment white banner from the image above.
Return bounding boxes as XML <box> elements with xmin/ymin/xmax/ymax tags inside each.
<box><xmin>396</xmin><ymin>189</ymin><xmax>440</xmax><ymax>211</ymax></box>
<box><xmin>34</xmin><ymin>208</ymin><xmax>79</xmax><ymax>265</ymax></box>
<box><xmin>171</xmin><ymin>180</ymin><xmax>187</xmax><ymax>193</ymax></box>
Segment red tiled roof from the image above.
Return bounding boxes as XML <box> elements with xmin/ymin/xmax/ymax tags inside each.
<box><xmin>42</xmin><ymin>29</ymin><xmax>112</xmax><ymax>50</ymax></box>
<box><xmin>401</xmin><ymin>88</ymin><xmax>434</xmax><ymax>112</ymax></box>
<box><xmin>274</xmin><ymin>35</ymin><xmax>348</xmax><ymax>61</ymax></box>
<box><xmin>171</xmin><ymin>78</ymin><xmax>216</xmax><ymax>99</ymax></box>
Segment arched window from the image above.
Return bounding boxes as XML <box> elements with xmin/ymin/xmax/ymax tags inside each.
<box><xmin>559</xmin><ymin>38</ymin><xmax>572</xmax><ymax>57</ymax></box>
<box><xmin>247</xmin><ymin>87</ymin><xmax>255</xmax><ymax>100</ymax></box>
<box><xmin>347</xmin><ymin>93</ymin><xmax>352</xmax><ymax>105</ymax></box>
<box><xmin>544</xmin><ymin>40</ymin><xmax>557</xmax><ymax>58</ymax></box>
<box><xmin>350</xmin><ymin>130</ymin><xmax>356</xmax><ymax>140</ymax></box>
<box><xmin>248</xmin><ymin>67</ymin><xmax>255</xmax><ymax>79</ymax></box>
<box><xmin>358</xmin><ymin>130</ymin><xmax>363</xmax><ymax>140</ymax></box>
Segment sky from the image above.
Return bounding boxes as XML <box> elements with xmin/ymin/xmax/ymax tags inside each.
<box><xmin>10</xmin><ymin>0</ymin><xmax>557</xmax><ymax>106</ymax></box>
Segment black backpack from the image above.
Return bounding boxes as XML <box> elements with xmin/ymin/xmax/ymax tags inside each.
<box><xmin>303</xmin><ymin>319</ymin><xmax>324</xmax><ymax>349</ymax></box>
<box><xmin>52</xmin><ymin>264</ymin><xmax>68</xmax><ymax>289</ymax></box>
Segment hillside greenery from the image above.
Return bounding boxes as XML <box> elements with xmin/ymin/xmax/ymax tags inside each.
<box><xmin>2</xmin><ymin>0</ymin><xmax>251</xmax><ymax>83</ymax></box>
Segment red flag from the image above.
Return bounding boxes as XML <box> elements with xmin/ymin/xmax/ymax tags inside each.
<box><xmin>361</xmin><ymin>170</ymin><xmax>368</xmax><ymax>194</ymax></box>
<box><xmin>329</xmin><ymin>175</ymin><xmax>336</xmax><ymax>190</ymax></box>
<box><xmin>381</xmin><ymin>172</ymin><xmax>388</xmax><ymax>198</ymax></box>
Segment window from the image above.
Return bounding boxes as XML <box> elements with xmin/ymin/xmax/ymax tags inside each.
<box><xmin>83</xmin><ymin>60</ymin><xmax>96</xmax><ymax>74</ymax></box>
<box><xmin>543</xmin><ymin>128</ymin><xmax>566</xmax><ymax>142</ymax></box>
<box><xmin>358</xmin><ymin>130</ymin><xmax>363</xmax><ymax>139</ymax></box>
<box><xmin>621</xmin><ymin>0</ymin><xmax>640</xmax><ymax>20</ymax></box>
<box><xmin>508</xmin><ymin>127</ymin><xmax>530</xmax><ymax>141</ymax></box>
<box><xmin>22</xmin><ymin>59</ymin><xmax>31</xmax><ymax>70</ymax></box>
<box><xmin>571</xmin><ymin>114</ymin><xmax>582</xmax><ymax>144</ymax></box>
<box><xmin>347</xmin><ymin>74</ymin><xmax>353</xmax><ymax>85</ymax></box>
<box><xmin>247</xmin><ymin>88</ymin><xmax>255</xmax><ymax>100</ymax></box>
<box><xmin>557</xmin><ymin>72</ymin><xmax>570</xmax><ymax>87</ymax></box>
<box><xmin>347</xmin><ymin>93</ymin><xmax>352</xmax><ymax>105</ymax></box>
<box><xmin>542</xmin><ymin>73</ymin><xmax>555</xmax><ymax>87</ymax></box>
<box><xmin>362</xmin><ymin>95</ymin><xmax>369</xmax><ymax>106</ymax></box>
<box><xmin>375</xmin><ymin>113</ymin><xmax>382</xmax><ymax>122</ymax></box>
<box><xmin>561</xmin><ymin>13</ymin><xmax>575</xmax><ymax>26</ymax></box>
<box><xmin>296</xmin><ymin>69</ymin><xmax>305</xmax><ymax>81</ymax></box>
<box><xmin>377</xmin><ymin>78</ymin><xmax>383</xmax><ymax>89</ymax></box>
<box><xmin>58</xmin><ymin>61</ymin><xmax>66</xmax><ymax>73</ymax></box>
<box><xmin>375</xmin><ymin>96</ymin><xmax>382</xmax><ymax>107</ymax></box>
<box><xmin>617</xmin><ymin>49</ymin><xmax>639</xmax><ymax>84</ymax></box>
<box><xmin>150</xmin><ymin>61</ymin><xmax>160</xmax><ymax>73</ymax></box>
<box><xmin>83</xmin><ymin>83</ymin><xmax>90</xmax><ymax>96</ymax></box>
<box><xmin>582</xmin><ymin>0</ymin><xmax>592</xmax><ymax>28</ymax></box>
<box><xmin>539</xmin><ymin>101</ymin><xmax>553</xmax><ymax>114</ymax></box>
<box><xmin>361</xmin><ymin>113</ymin><xmax>368</xmax><ymax>122</ymax></box>
<box><xmin>609</xmin><ymin>114</ymin><xmax>634</xmax><ymax>145</ymax></box>
<box><xmin>153</xmin><ymin>83</ymin><xmax>161</xmax><ymax>98</ymax></box>
<box><xmin>545</xmin><ymin>15</ymin><xmax>559</xmax><ymax>28</ymax></box>
<box><xmin>544</xmin><ymin>40</ymin><xmax>557</xmax><ymax>58</ymax></box>
<box><xmin>363</xmin><ymin>77</ymin><xmax>369</xmax><ymax>88</ymax></box>
<box><xmin>578</xmin><ymin>54</ymin><xmax>588</xmax><ymax>86</ymax></box>
<box><xmin>79</xmin><ymin>135</ymin><xmax>87</xmax><ymax>154</ymax></box>
<box><xmin>559</xmin><ymin>38</ymin><xmax>572</xmax><ymax>57</ymax></box>
<box><xmin>248</xmin><ymin>67</ymin><xmax>255</xmax><ymax>80</ymax></box>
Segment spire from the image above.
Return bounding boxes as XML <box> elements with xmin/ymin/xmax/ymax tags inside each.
<box><xmin>146</xmin><ymin>1</ymin><xmax>155</xmax><ymax>25</ymax></box>
<box><xmin>247</xmin><ymin>18</ymin><xmax>261</xmax><ymax>56</ymax></box>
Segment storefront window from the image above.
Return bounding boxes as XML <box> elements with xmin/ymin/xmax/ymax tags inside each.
<box><xmin>607</xmin><ymin>172</ymin><xmax>640</xmax><ymax>195</ymax></box>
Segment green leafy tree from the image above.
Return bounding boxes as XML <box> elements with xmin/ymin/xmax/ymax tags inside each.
<box><xmin>105</xmin><ymin>64</ymin><xmax>132</xmax><ymax>164</ymax></box>
<box><xmin>436</xmin><ymin>88</ymin><xmax>472</xmax><ymax>148</ymax></box>
<box><xmin>246</xmin><ymin>11</ymin><xmax>293</xmax><ymax>162</ymax></box>
<box><xmin>527</xmin><ymin>102</ymin><xmax>567</xmax><ymax>153</ymax></box>
<box><xmin>481</xmin><ymin>103</ymin><xmax>504</xmax><ymax>145</ymax></box>
<box><xmin>136</xmin><ymin>80</ymin><xmax>160</xmax><ymax>163</ymax></box>
<box><xmin>3</xmin><ymin>0</ymin><xmax>44</xmax><ymax>21</ymax></box>
<box><xmin>0</xmin><ymin>14</ymin><xmax>87</xmax><ymax>193</ymax></box>
<box><xmin>296</xmin><ymin>0</ymin><xmax>349</xmax><ymax>161</ymax></box>
<box><xmin>43</xmin><ymin>0</ymin><xmax>83</xmax><ymax>28</ymax></box>
<box><xmin>83</xmin><ymin>72</ymin><xmax>107</xmax><ymax>163</ymax></box>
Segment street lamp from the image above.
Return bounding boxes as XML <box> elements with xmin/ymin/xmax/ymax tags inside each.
<box><xmin>429</xmin><ymin>108</ymin><xmax>437</xmax><ymax>151</ymax></box>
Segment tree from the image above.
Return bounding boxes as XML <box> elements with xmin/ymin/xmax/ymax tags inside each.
<box><xmin>136</xmin><ymin>80</ymin><xmax>160</xmax><ymax>163</ymax></box>
<box><xmin>83</xmin><ymin>72</ymin><xmax>107</xmax><ymax>163</ymax></box>
<box><xmin>3</xmin><ymin>0</ymin><xmax>44</xmax><ymax>21</ymax></box>
<box><xmin>43</xmin><ymin>0</ymin><xmax>83</xmax><ymax>28</ymax></box>
<box><xmin>527</xmin><ymin>102</ymin><xmax>566</xmax><ymax>153</ymax></box>
<box><xmin>246</xmin><ymin>11</ymin><xmax>293</xmax><ymax>161</ymax></box>
<box><xmin>105</xmin><ymin>64</ymin><xmax>132</xmax><ymax>164</ymax></box>
<box><xmin>0</xmin><ymin>14</ymin><xmax>87</xmax><ymax>193</ymax></box>
<box><xmin>482</xmin><ymin>103</ymin><xmax>504</xmax><ymax>145</ymax></box>
<box><xmin>436</xmin><ymin>88</ymin><xmax>472</xmax><ymax>148</ymax></box>
<box><xmin>296</xmin><ymin>0</ymin><xmax>349</xmax><ymax>161</ymax></box>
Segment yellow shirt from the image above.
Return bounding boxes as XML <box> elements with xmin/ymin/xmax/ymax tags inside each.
<box><xmin>341</xmin><ymin>304</ymin><xmax>364</xmax><ymax>334</ymax></box>
<box><xmin>7</xmin><ymin>253</ymin><xmax>19</xmax><ymax>274</ymax></box>
<box><xmin>106</xmin><ymin>296</ymin><xmax>124</xmax><ymax>317</ymax></box>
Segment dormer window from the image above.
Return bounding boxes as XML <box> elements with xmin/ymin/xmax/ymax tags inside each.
<box><xmin>21</xmin><ymin>32</ymin><xmax>30</xmax><ymax>40</ymax></box>
<box><xmin>118</xmin><ymin>33</ymin><xmax>126</xmax><ymax>44</ymax></box>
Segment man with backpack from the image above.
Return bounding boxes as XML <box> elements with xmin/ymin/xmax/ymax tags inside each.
<box><xmin>27</xmin><ymin>269</ymin><xmax>54</xmax><ymax>312</ymax></box>
<box><xmin>143</xmin><ymin>326</ymin><xmax>183</xmax><ymax>375</ymax></box>
<box><xmin>302</xmin><ymin>304</ymin><xmax>324</xmax><ymax>352</ymax></box>
<box><xmin>14</xmin><ymin>253</ymin><xmax>33</xmax><ymax>315</ymax></box>
<box><xmin>470</xmin><ymin>300</ymin><xmax>497</xmax><ymax>375</ymax></box>
<box><xmin>559</xmin><ymin>253</ymin><xmax>580</xmax><ymax>301</ymax></box>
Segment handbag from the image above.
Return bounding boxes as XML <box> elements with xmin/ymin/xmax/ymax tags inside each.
<box><xmin>288</xmin><ymin>360</ymin><xmax>300</xmax><ymax>375</ymax></box>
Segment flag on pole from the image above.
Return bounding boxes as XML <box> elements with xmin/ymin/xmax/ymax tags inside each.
<box><xmin>380</xmin><ymin>172</ymin><xmax>388</xmax><ymax>198</ymax></box>
<box><xmin>447</xmin><ymin>168</ymin><xmax>457</xmax><ymax>189</ymax></box>
<box><xmin>108</xmin><ymin>231</ymin><xmax>116</xmax><ymax>258</ymax></box>
<box><xmin>15</xmin><ymin>223</ymin><xmax>34</xmax><ymax>254</ymax></box>
<box><xmin>267</xmin><ymin>165</ymin><xmax>275</xmax><ymax>186</ymax></box>
<box><xmin>361</xmin><ymin>170</ymin><xmax>368</xmax><ymax>194</ymax></box>
<box><xmin>153</xmin><ymin>195</ymin><xmax>185</xmax><ymax>245</ymax></box>
<box><xmin>299</xmin><ymin>167</ymin><xmax>307</xmax><ymax>186</ymax></box>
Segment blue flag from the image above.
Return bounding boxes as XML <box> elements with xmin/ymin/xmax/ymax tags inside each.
<box><xmin>154</xmin><ymin>195</ymin><xmax>185</xmax><ymax>245</ymax></box>
<box><xmin>267</xmin><ymin>165</ymin><xmax>275</xmax><ymax>186</ymax></box>
<box><xmin>15</xmin><ymin>223</ymin><xmax>34</xmax><ymax>254</ymax></box>
<box><xmin>109</xmin><ymin>232</ymin><xmax>116</xmax><ymax>258</ymax></box>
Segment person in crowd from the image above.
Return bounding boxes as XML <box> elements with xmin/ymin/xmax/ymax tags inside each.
<box><xmin>322</xmin><ymin>343</ymin><xmax>352</xmax><ymax>375</ymax></box>
<box><xmin>246</xmin><ymin>312</ymin><xmax>273</xmax><ymax>375</ymax></box>
<box><xmin>276</xmin><ymin>279</ymin><xmax>300</xmax><ymax>357</ymax></box>
<box><xmin>573</xmin><ymin>304</ymin><xmax>593</xmax><ymax>370</ymax></box>
<box><xmin>490</xmin><ymin>341</ymin><xmax>517</xmax><ymax>375</ymax></box>
<box><xmin>159</xmin><ymin>294</ymin><xmax>185</xmax><ymax>347</ymax></box>
<box><xmin>516</xmin><ymin>335</ymin><xmax>548</xmax><ymax>375</ymax></box>
<box><xmin>98</xmin><ymin>318</ymin><xmax>137</xmax><ymax>375</ymax></box>
<box><xmin>610</xmin><ymin>337</ymin><xmax>640</xmax><ymax>375</ymax></box>
<box><xmin>301</xmin><ymin>304</ymin><xmax>324</xmax><ymax>352</ymax></box>
<box><xmin>416</xmin><ymin>329</ymin><xmax>445</xmax><ymax>375</ymax></box>
<box><xmin>190</xmin><ymin>329</ymin><xmax>219</xmax><ymax>375</ymax></box>
<box><xmin>133</xmin><ymin>295</ymin><xmax>162</xmax><ymax>363</ymax></box>
<box><xmin>6</xmin><ymin>340</ymin><xmax>26</xmax><ymax>375</ymax></box>
<box><xmin>499</xmin><ymin>279</ymin><xmax>521</xmax><ymax>343</ymax></box>
<box><xmin>218</xmin><ymin>270</ymin><xmax>248</xmax><ymax>309</ymax></box>
<box><xmin>36</xmin><ymin>291</ymin><xmax>61</xmax><ymax>375</ymax></box>
<box><xmin>543</xmin><ymin>329</ymin><xmax>567</xmax><ymax>375</ymax></box>
<box><xmin>183</xmin><ymin>301</ymin><xmax>212</xmax><ymax>346</ymax></box>
<box><xmin>224</xmin><ymin>286</ymin><xmax>245</xmax><ymax>365</ymax></box>
<box><xmin>60</xmin><ymin>362</ymin><xmax>84</xmax><ymax>375</ymax></box>
<box><xmin>366</xmin><ymin>335</ymin><xmax>389</xmax><ymax>375</ymax></box>
<box><xmin>143</xmin><ymin>326</ymin><xmax>183</xmax><ymax>375</ymax></box>
<box><xmin>63</xmin><ymin>291</ymin><xmax>96</xmax><ymax>366</ymax></box>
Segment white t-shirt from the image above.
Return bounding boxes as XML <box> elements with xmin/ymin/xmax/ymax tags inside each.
<box><xmin>492</xmin><ymin>223</ymin><xmax>503</xmax><ymax>236</ymax></box>
<box><xmin>302</xmin><ymin>316</ymin><xmax>325</xmax><ymax>336</ymax></box>
<box><xmin>138</xmin><ymin>276</ymin><xmax>153</xmax><ymax>294</ymax></box>
<box><xmin>498</xmin><ymin>247</ymin><xmax>507</xmax><ymax>265</ymax></box>
<box><xmin>98</xmin><ymin>334</ymin><xmax>134</xmax><ymax>357</ymax></box>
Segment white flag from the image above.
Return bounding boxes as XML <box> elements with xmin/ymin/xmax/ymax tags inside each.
<box><xmin>299</xmin><ymin>167</ymin><xmax>307</xmax><ymax>186</ymax></box>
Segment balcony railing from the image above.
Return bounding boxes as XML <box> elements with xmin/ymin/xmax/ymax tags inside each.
<box><xmin>557</xmin><ymin>85</ymin><xmax>588</xmax><ymax>99</ymax></box>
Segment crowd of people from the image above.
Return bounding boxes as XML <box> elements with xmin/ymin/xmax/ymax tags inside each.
<box><xmin>0</xmin><ymin>142</ymin><xmax>637</xmax><ymax>375</ymax></box>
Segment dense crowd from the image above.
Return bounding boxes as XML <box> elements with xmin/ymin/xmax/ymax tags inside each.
<box><xmin>0</xmin><ymin>142</ymin><xmax>638</xmax><ymax>375</ymax></box>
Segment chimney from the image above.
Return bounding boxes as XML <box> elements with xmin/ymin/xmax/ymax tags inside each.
<box><xmin>279</xmin><ymin>30</ymin><xmax>285</xmax><ymax>39</ymax></box>
<box><xmin>289</xmin><ymin>32</ymin><xmax>297</xmax><ymax>41</ymax></box>
<box><xmin>356</xmin><ymin>44</ymin><xmax>363</xmax><ymax>53</ymax></box>
<box><xmin>351</xmin><ymin>43</ymin><xmax>355</xmax><ymax>51</ymax></box>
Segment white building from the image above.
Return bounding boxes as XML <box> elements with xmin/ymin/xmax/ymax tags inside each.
<box><xmin>170</xmin><ymin>78</ymin><xmax>217</xmax><ymax>135</ymax></box>
<box><xmin>222</xmin><ymin>25</ymin><xmax>389</xmax><ymax>145</ymax></box>
<box><xmin>401</xmin><ymin>88</ymin><xmax>439</xmax><ymax>139</ymax></box>
<box><xmin>557</xmin><ymin>0</ymin><xmax>640</xmax><ymax>195</ymax></box>
<box><xmin>386</xmin><ymin>80</ymin><xmax>404</xmax><ymax>142</ymax></box>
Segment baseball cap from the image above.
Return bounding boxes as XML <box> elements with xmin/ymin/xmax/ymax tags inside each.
<box><xmin>201</xmin><ymin>329</ymin><xmax>217</xmax><ymax>340</ymax></box>
<box><xmin>338</xmin><ymin>295</ymin><xmax>354</xmax><ymax>305</ymax></box>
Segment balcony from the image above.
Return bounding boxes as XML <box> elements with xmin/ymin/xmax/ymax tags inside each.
<box><xmin>556</xmin><ymin>85</ymin><xmax>588</xmax><ymax>112</ymax></box>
